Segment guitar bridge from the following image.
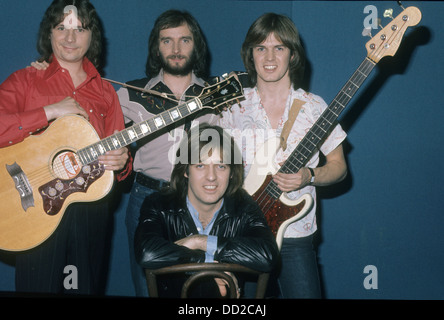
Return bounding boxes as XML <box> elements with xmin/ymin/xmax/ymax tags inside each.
<box><xmin>6</xmin><ymin>162</ymin><xmax>34</xmax><ymax>211</ymax></box>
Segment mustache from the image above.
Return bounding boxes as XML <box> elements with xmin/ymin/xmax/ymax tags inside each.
<box><xmin>167</xmin><ymin>54</ymin><xmax>187</xmax><ymax>60</ymax></box>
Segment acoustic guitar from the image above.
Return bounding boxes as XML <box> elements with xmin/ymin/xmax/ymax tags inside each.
<box><xmin>0</xmin><ymin>76</ymin><xmax>243</xmax><ymax>251</ymax></box>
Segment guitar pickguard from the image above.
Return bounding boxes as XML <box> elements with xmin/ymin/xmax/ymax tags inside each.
<box><xmin>38</xmin><ymin>160</ymin><xmax>105</xmax><ymax>215</ymax></box>
<box><xmin>251</xmin><ymin>175</ymin><xmax>307</xmax><ymax>235</ymax></box>
<box><xmin>247</xmin><ymin>172</ymin><xmax>313</xmax><ymax>249</ymax></box>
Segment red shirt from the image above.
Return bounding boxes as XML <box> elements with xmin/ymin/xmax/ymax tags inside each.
<box><xmin>0</xmin><ymin>56</ymin><xmax>131</xmax><ymax>180</ymax></box>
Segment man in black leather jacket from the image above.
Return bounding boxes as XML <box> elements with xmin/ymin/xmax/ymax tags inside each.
<box><xmin>134</xmin><ymin>124</ymin><xmax>279</xmax><ymax>297</ymax></box>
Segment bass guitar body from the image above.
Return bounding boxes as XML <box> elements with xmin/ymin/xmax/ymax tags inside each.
<box><xmin>243</xmin><ymin>137</ymin><xmax>313</xmax><ymax>249</ymax></box>
<box><xmin>0</xmin><ymin>115</ymin><xmax>113</xmax><ymax>251</ymax></box>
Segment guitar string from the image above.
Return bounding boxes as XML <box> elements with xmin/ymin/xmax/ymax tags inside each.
<box><xmin>103</xmin><ymin>78</ymin><xmax>180</xmax><ymax>103</ymax></box>
<box><xmin>369</xmin><ymin>18</ymin><xmax>405</xmax><ymax>63</ymax></box>
<box><xmin>25</xmin><ymin>159</ymin><xmax>80</xmax><ymax>184</ymax></box>
<box><xmin>253</xmin><ymin>179</ymin><xmax>280</xmax><ymax>215</ymax></box>
<box><xmin>23</xmin><ymin>81</ymin><xmax>237</xmax><ymax>192</ymax></box>
<box><xmin>256</xmin><ymin>195</ymin><xmax>275</xmax><ymax>218</ymax></box>
<box><xmin>103</xmin><ymin>77</ymin><xmax>235</xmax><ymax>102</ymax></box>
<box><xmin>251</xmin><ymin>58</ymin><xmax>375</xmax><ymax>222</ymax></box>
<box><xmin>245</xmin><ymin>26</ymin><xmax>388</xmax><ymax>232</ymax></box>
<box><xmin>14</xmin><ymin>37</ymin><xmax>386</xmax><ymax>211</ymax></box>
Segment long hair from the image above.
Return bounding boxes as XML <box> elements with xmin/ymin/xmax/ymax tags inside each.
<box><xmin>37</xmin><ymin>0</ymin><xmax>103</xmax><ymax>68</ymax></box>
<box><xmin>241</xmin><ymin>13</ymin><xmax>305</xmax><ymax>89</ymax></box>
<box><xmin>168</xmin><ymin>124</ymin><xmax>244</xmax><ymax>203</ymax></box>
<box><xmin>145</xmin><ymin>10</ymin><xmax>208</xmax><ymax>78</ymax></box>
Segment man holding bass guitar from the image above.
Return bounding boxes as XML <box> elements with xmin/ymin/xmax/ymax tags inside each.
<box><xmin>0</xmin><ymin>0</ymin><xmax>130</xmax><ymax>294</ymax></box>
<box><xmin>218</xmin><ymin>13</ymin><xmax>348</xmax><ymax>298</ymax></box>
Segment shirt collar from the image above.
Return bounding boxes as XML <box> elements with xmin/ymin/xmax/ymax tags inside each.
<box><xmin>145</xmin><ymin>69</ymin><xmax>205</xmax><ymax>91</ymax></box>
<box><xmin>186</xmin><ymin>196</ymin><xmax>224</xmax><ymax>234</ymax></box>
<box><xmin>42</xmin><ymin>55</ymin><xmax>101</xmax><ymax>89</ymax></box>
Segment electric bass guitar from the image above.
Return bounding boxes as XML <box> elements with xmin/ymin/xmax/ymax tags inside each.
<box><xmin>243</xmin><ymin>6</ymin><xmax>422</xmax><ymax>248</ymax></box>
<box><xmin>0</xmin><ymin>76</ymin><xmax>243</xmax><ymax>251</ymax></box>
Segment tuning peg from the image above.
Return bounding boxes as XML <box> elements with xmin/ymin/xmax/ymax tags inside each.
<box><xmin>383</xmin><ymin>8</ymin><xmax>394</xmax><ymax>20</ymax></box>
<box><xmin>378</xmin><ymin>18</ymin><xmax>383</xmax><ymax>29</ymax></box>
<box><xmin>362</xmin><ymin>26</ymin><xmax>372</xmax><ymax>38</ymax></box>
<box><xmin>397</xmin><ymin>1</ymin><xmax>405</xmax><ymax>10</ymax></box>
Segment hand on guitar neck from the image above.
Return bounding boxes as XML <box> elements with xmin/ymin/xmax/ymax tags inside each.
<box><xmin>97</xmin><ymin>132</ymin><xmax>129</xmax><ymax>172</ymax></box>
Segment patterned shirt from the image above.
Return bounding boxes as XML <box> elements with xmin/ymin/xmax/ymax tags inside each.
<box><xmin>218</xmin><ymin>86</ymin><xmax>347</xmax><ymax>238</ymax></box>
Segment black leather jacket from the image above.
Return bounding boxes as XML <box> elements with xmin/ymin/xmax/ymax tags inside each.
<box><xmin>135</xmin><ymin>189</ymin><xmax>279</xmax><ymax>273</ymax></box>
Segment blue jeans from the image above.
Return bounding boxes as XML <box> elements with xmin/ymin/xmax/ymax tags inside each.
<box><xmin>242</xmin><ymin>234</ymin><xmax>321</xmax><ymax>299</ymax></box>
<box><xmin>278</xmin><ymin>235</ymin><xmax>322</xmax><ymax>299</ymax></box>
<box><xmin>125</xmin><ymin>180</ymin><xmax>157</xmax><ymax>297</ymax></box>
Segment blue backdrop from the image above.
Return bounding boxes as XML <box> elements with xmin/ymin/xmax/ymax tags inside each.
<box><xmin>0</xmin><ymin>1</ymin><xmax>442</xmax><ymax>299</ymax></box>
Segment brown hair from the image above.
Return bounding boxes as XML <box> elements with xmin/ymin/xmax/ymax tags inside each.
<box><xmin>37</xmin><ymin>0</ymin><xmax>103</xmax><ymax>68</ymax></box>
<box><xmin>168</xmin><ymin>124</ymin><xmax>244</xmax><ymax>202</ymax></box>
<box><xmin>145</xmin><ymin>9</ymin><xmax>209</xmax><ymax>78</ymax></box>
<box><xmin>241</xmin><ymin>13</ymin><xmax>305</xmax><ymax>89</ymax></box>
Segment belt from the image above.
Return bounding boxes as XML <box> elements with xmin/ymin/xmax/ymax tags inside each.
<box><xmin>135</xmin><ymin>172</ymin><xmax>170</xmax><ymax>191</ymax></box>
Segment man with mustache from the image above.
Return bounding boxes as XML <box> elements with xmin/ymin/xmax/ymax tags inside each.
<box><xmin>116</xmin><ymin>10</ymin><xmax>217</xmax><ymax>297</ymax></box>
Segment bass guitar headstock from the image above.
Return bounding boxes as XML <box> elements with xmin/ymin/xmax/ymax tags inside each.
<box><xmin>365</xmin><ymin>5</ymin><xmax>422</xmax><ymax>63</ymax></box>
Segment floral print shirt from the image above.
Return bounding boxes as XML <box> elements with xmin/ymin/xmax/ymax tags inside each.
<box><xmin>218</xmin><ymin>87</ymin><xmax>347</xmax><ymax>238</ymax></box>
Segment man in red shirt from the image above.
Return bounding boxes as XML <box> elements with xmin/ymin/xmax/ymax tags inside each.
<box><xmin>0</xmin><ymin>0</ymin><xmax>129</xmax><ymax>295</ymax></box>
